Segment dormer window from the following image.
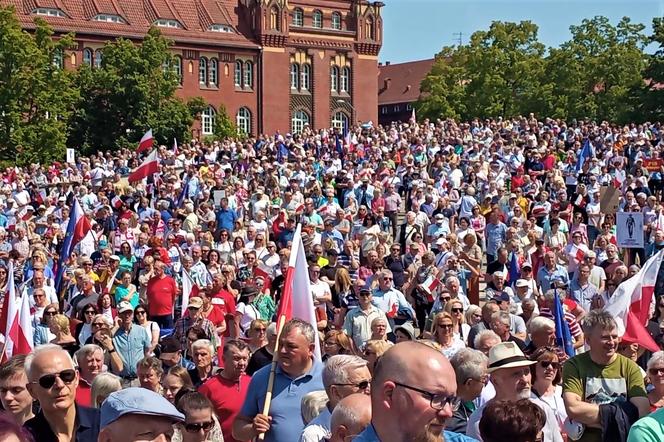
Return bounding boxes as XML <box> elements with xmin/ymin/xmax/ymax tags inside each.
<box><xmin>33</xmin><ymin>8</ymin><xmax>66</xmax><ymax>17</ymax></box>
<box><xmin>208</xmin><ymin>24</ymin><xmax>234</xmax><ymax>33</ymax></box>
<box><xmin>93</xmin><ymin>14</ymin><xmax>126</xmax><ymax>24</ymax></box>
<box><xmin>154</xmin><ymin>19</ymin><xmax>182</xmax><ymax>29</ymax></box>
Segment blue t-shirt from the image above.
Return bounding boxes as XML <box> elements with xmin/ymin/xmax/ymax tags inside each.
<box><xmin>239</xmin><ymin>360</ymin><xmax>324</xmax><ymax>442</ymax></box>
<box><xmin>354</xmin><ymin>424</ymin><xmax>478</xmax><ymax>442</ymax></box>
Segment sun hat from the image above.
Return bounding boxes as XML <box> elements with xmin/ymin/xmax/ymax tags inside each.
<box><xmin>487</xmin><ymin>342</ymin><xmax>537</xmax><ymax>373</ymax></box>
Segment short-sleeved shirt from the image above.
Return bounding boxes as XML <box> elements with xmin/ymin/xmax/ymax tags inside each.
<box><xmin>199</xmin><ymin>373</ymin><xmax>251</xmax><ymax>442</ymax></box>
<box><xmin>239</xmin><ymin>360</ymin><xmax>324</xmax><ymax>442</ymax></box>
<box><xmin>24</xmin><ymin>406</ymin><xmax>100</xmax><ymax>442</ymax></box>
<box><xmin>146</xmin><ymin>275</ymin><xmax>178</xmax><ymax>317</ymax></box>
<box><xmin>627</xmin><ymin>406</ymin><xmax>664</xmax><ymax>442</ymax></box>
<box><xmin>113</xmin><ymin>324</ymin><xmax>150</xmax><ymax>377</ymax></box>
<box><xmin>562</xmin><ymin>352</ymin><xmax>647</xmax><ymax>442</ymax></box>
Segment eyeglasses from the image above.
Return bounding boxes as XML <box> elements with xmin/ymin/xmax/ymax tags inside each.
<box><xmin>135</xmin><ymin>310</ymin><xmax>146</xmax><ymax>315</ymax></box>
<box><xmin>184</xmin><ymin>421</ymin><xmax>215</xmax><ymax>433</ymax></box>
<box><xmin>84</xmin><ymin>310</ymin><xmax>95</xmax><ymax>315</ymax></box>
<box><xmin>539</xmin><ymin>361</ymin><xmax>560</xmax><ymax>370</ymax></box>
<box><xmin>44</xmin><ymin>311</ymin><xmax>57</xmax><ymax>316</ymax></box>
<box><xmin>451</xmin><ymin>308</ymin><xmax>463</xmax><ymax>314</ymax></box>
<box><xmin>440</xmin><ymin>297</ymin><xmax>451</xmax><ymax>302</ymax></box>
<box><xmin>392</xmin><ymin>381</ymin><xmax>460</xmax><ymax>411</ymax></box>
<box><xmin>32</xmin><ymin>369</ymin><xmax>76</xmax><ymax>389</ymax></box>
<box><xmin>383</xmin><ymin>277</ymin><xmax>393</xmax><ymax>281</ymax></box>
<box><xmin>438</xmin><ymin>324</ymin><xmax>454</xmax><ymax>330</ymax></box>
<box><xmin>333</xmin><ymin>380</ymin><xmax>371</xmax><ymax>391</ymax></box>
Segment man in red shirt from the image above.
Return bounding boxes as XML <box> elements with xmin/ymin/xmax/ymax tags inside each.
<box><xmin>209</xmin><ymin>273</ymin><xmax>237</xmax><ymax>337</ymax></box>
<box><xmin>74</xmin><ymin>344</ymin><xmax>104</xmax><ymax>407</ymax></box>
<box><xmin>199</xmin><ymin>339</ymin><xmax>251</xmax><ymax>442</ymax></box>
<box><xmin>146</xmin><ymin>260</ymin><xmax>178</xmax><ymax>329</ymax></box>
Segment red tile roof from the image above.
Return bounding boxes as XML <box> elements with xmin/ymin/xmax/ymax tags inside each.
<box><xmin>3</xmin><ymin>0</ymin><xmax>259</xmax><ymax>48</ymax></box>
<box><xmin>378</xmin><ymin>58</ymin><xmax>434</xmax><ymax>105</ymax></box>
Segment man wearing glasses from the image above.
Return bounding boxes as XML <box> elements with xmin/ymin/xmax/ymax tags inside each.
<box><xmin>300</xmin><ymin>355</ymin><xmax>371</xmax><ymax>442</ymax></box>
<box><xmin>343</xmin><ymin>288</ymin><xmax>390</xmax><ymax>349</ymax></box>
<box><xmin>353</xmin><ymin>341</ymin><xmax>473</xmax><ymax>442</ymax></box>
<box><xmin>24</xmin><ymin>344</ymin><xmax>100</xmax><ymax>441</ymax></box>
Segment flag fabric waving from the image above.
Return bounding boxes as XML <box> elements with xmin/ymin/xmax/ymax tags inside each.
<box><xmin>508</xmin><ymin>252</ymin><xmax>520</xmax><ymax>283</ymax></box>
<box><xmin>553</xmin><ymin>289</ymin><xmax>575</xmax><ymax>358</ymax></box>
<box><xmin>180</xmin><ymin>269</ymin><xmax>199</xmax><ymax>318</ymax></box>
<box><xmin>128</xmin><ymin>149</ymin><xmax>160</xmax><ymax>183</ymax></box>
<box><xmin>575</xmin><ymin>139</ymin><xmax>593</xmax><ymax>172</ymax></box>
<box><xmin>276</xmin><ymin>224</ymin><xmax>321</xmax><ymax>359</ymax></box>
<box><xmin>54</xmin><ymin>199</ymin><xmax>92</xmax><ymax>292</ymax></box>
<box><xmin>136</xmin><ymin>129</ymin><xmax>154</xmax><ymax>154</ymax></box>
<box><xmin>1</xmin><ymin>262</ymin><xmax>33</xmax><ymax>362</ymax></box>
<box><xmin>604</xmin><ymin>248</ymin><xmax>664</xmax><ymax>352</ymax></box>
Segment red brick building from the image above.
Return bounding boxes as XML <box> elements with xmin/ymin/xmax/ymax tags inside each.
<box><xmin>3</xmin><ymin>0</ymin><xmax>383</xmax><ymax>137</ymax></box>
<box><xmin>378</xmin><ymin>58</ymin><xmax>433</xmax><ymax>126</ymax></box>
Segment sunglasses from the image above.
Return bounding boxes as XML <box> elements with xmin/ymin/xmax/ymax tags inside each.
<box><xmin>650</xmin><ymin>368</ymin><xmax>664</xmax><ymax>376</ymax></box>
<box><xmin>451</xmin><ymin>308</ymin><xmax>463</xmax><ymax>313</ymax></box>
<box><xmin>184</xmin><ymin>421</ymin><xmax>215</xmax><ymax>433</ymax></box>
<box><xmin>135</xmin><ymin>310</ymin><xmax>146</xmax><ymax>315</ymax></box>
<box><xmin>84</xmin><ymin>310</ymin><xmax>95</xmax><ymax>315</ymax></box>
<box><xmin>438</xmin><ymin>324</ymin><xmax>454</xmax><ymax>330</ymax></box>
<box><xmin>333</xmin><ymin>380</ymin><xmax>370</xmax><ymax>390</ymax></box>
<box><xmin>33</xmin><ymin>369</ymin><xmax>76</xmax><ymax>389</ymax></box>
<box><xmin>44</xmin><ymin>311</ymin><xmax>57</xmax><ymax>316</ymax></box>
<box><xmin>440</xmin><ymin>297</ymin><xmax>451</xmax><ymax>302</ymax></box>
<box><xmin>539</xmin><ymin>361</ymin><xmax>560</xmax><ymax>370</ymax></box>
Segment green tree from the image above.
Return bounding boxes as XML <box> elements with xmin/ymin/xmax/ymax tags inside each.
<box><xmin>69</xmin><ymin>27</ymin><xmax>203</xmax><ymax>152</ymax></box>
<box><xmin>635</xmin><ymin>17</ymin><xmax>664</xmax><ymax>120</ymax></box>
<box><xmin>212</xmin><ymin>104</ymin><xmax>237</xmax><ymax>140</ymax></box>
<box><xmin>418</xmin><ymin>21</ymin><xmax>546</xmax><ymax>120</ymax></box>
<box><xmin>542</xmin><ymin>16</ymin><xmax>647</xmax><ymax>122</ymax></box>
<box><xmin>0</xmin><ymin>6</ymin><xmax>79</xmax><ymax>165</ymax></box>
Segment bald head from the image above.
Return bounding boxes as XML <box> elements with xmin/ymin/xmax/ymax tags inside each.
<box><xmin>373</xmin><ymin>341</ymin><xmax>455</xmax><ymax>387</ymax></box>
<box><xmin>329</xmin><ymin>393</ymin><xmax>372</xmax><ymax>442</ymax></box>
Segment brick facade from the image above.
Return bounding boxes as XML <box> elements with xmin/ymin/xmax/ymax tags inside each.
<box><xmin>3</xmin><ymin>0</ymin><xmax>383</xmax><ymax>136</ymax></box>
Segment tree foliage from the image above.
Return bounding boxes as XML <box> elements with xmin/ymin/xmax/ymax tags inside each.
<box><xmin>0</xmin><ymin>6</ymin><xmax>79</xmax><ymax>165</ymax></box>
<box><xmin>418</xmin><ymin>17</ymin><xmax>650</xmax><ymax>123</ymax></box>
<box><xmin>635</xmin><ymin>17</ymin><xmax>664</xmax><ymax>120</ymax></box>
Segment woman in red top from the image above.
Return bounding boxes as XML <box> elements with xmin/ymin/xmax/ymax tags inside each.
<box><xmin>198</xmin><ymin>291</ymin><xmax>226</xmax><ymax>339</ymax></box>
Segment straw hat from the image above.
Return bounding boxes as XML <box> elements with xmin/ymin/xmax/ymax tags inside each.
<box><xmin>487</xmin><ymin>342</ymin><xmax>536</xmax><ymax>373</ymax></box>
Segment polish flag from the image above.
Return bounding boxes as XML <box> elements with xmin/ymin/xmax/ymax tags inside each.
<box><xmin>128</xmin><ymin>149</ymin><xmax>159</xmax><ymax>183</ymax></box>
<box><xmin>136</xmin><ymin>129</ymin><xmax>154</xmax><ymax>154</ymax></box>
<box><xmin>111</xmin><ymin>195</ymin><xmax>123</xmax><ymax>209</ymax></box>
<box><xmin>419</xmin><ymin>274</ymin><xmax>440</xmax><ymax>303</ymax></box>
<box><xmin>275</xmin><ymin>224</ymin><xmax>321</xmax><ymax>359</ymax></box>
<box><xmin>1</xmin><ymin>262</ymin><xmax>33</xmax><ymax>362</ymax></box>
<box><xmin>604</xmin><ymin>248</ymin><xmax>664</xmax><ymax>352</ymax></box>
<box><xmin>571</xmin><ymin>245</ymin><xmax>586</xmax><ymax>262</ymax></box>
<box><xmin>181</xmin><ymin>269</ymin><xmax>199</xmax><ymax>318</ymax></box>
<box><xmin>54</xmin><ymin>198</ymin><xmax>92</xmax><ymax>292</ymax></box>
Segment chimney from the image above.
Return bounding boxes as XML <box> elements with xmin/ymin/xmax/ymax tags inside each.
<box><xmin>385</xmin><ymin>61</ymin><xmax>390</xmax><ymax>66</ymax></box>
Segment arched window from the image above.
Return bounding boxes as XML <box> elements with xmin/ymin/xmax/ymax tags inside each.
<box><xmin>236</xmin><ymin>107</ymin><xmax>251</xmax><ymax>134</ymax></box>
<box><xmin>270</xmin><ymin>6</ymin><xmax>279</xmax><ymax>30</ymax></box>
<box><xmin>292</xmin><ymin>8</ymin><xmax>303</xmax><ymax>26</ymax></box>
<box><xmin>301</xmin><ymin>64</ymin><xmax>311</xmax><ymax>91</ymax></box>
<box><xmin>209</xmin><ymin>58</ymin><xmax>218</xmax><ymax>86</ymax></box>
<box><xmin>331</xmin><ymin>12</ymin><xmax>342</xmax><ymax>30</ymax></box>
<box><xmin>312</xmin><ymin>10</ymin><xmax>322</xmax><ymax>28</ymax></box>
<box><xmin>332</xmin><ymin>111</ymin><xmax>349</xmax><ymax>132</ymax></box>
<box><xmin>52</xmin><ymin>49</ymin><xmax>64</xmax><ymax>69</ymax></box>
<box><xmin>340</xmin><ymin>67</ymin><xmax>350</xmax><ymax>93</ymax></box>
<box><xmin>243</xmin><ymin>61</ymin><xmax>253</xmax><ymax>89</ymax></box>
<box><xmin>83</xmin><ymin>48</ymin><xmax>93</xmax><ymax>67</ymax></box>
<box><xmin>234</xmin><ymin>60</ymin><xmax>243</xmax><ymax>87</ymax></box>
<box><xmin>290</xmin><ymin>63</ymin><xmax>300</xmax><ymax>89</ymax></box>
<box><xmin>330</xmin><ymin>66</ymin><xmax>339</xmax><ymax>92</ymax></box>
<box><xmin>291</xmin><ymin>110</ymin><xmax>310</xmax><ymax>134</ymax></box>
<box><xmin>94</xmin><ymin>49</ymin><xmax>103</xmax><ymax>68</ymax></box>
<box><xmin>173</xmin><ymin>56</ymin><xmax>183</xmax><ymax>83</ymax></box>
<box><xmin>365</xmin><ymin>16</ymin><xmax>374</xmax><ymax>40</ymax></box>
<box><xmin>199</xmin><ymin>57</ymin><xmax>208</xmax><ymax>85</ymax></box>
<box><xmin>202</xmin><ymin>106</ymin><xmax>216</xmax><ymax>135</ymax></box>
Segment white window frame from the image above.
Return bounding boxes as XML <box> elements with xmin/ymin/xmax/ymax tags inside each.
<box><xmin>292</xmin><ymin>110</ymin><xmax>310</xmax><ymax>134</ymax></box>
<box><xmin>94</xmin><ymin>49</ymin><xmax>103</xmax><ymax>68</ymax></box>
<box><xmin>236</xmin><ymin>107</ymin><xmax>251</xmax><ymax>134</ymax></box>
<box><xmin>93</xmin><ymin>14</ymin><xmax>125</xmax><ymax>24</ymax></box>
<box><xmin>301</xmin><ymin>64</ymin><xmax>311</xmax><ymax>91</ymax></box>
<box><xmin>235</xmin><ymin>61</ymin><xmax>243</xmax><ymax>87</ymax></box>
<box><xmin>174</xmin><ymin>56</ymin><xmax>182</xmax><ymax>83</ymax></box>
<box><xmin>312</xmin><ymin>10</ymin><xmax>323</xmax><ymax>28</ymax></box>
<box><xmin>332</xmin><ymin>111</ymin><xmax>349</xmax><ymax>132</ymax></box>
<box><xmin>208</xmin><ymin>24</ymin><xmax>234</xmax><ymax>33</ymax></box>
<box><xmin>33</xmin><ymin>8</ymin><xmax>66</xmax><ymax>17</ymax></box>
<box><xmin>331</xmin><ymin>12</ymin><xmax>342</xmax><ymax>30</ymax></box>
<box><xmin>244</xmin><ymin>61</ymin><xmax>253</xmax><ymax>89</ymax></box>
<box><xmin>330</xmin><ymin>66</ymin><xmax>339</xmax><ymax>92</ymax></box>
<box><xmin>292</xmin><ymin>8</ymin><xmax>303</xmax><ymax>27</ymax></box>
<box><xmin>199</xmin><ymin>57</ymin><xmax>208</xmax><ymax>85</ymax></box>
<box><xmin>340</xmin><ymin>67</ymin><xmax>350</xmax><ymax>93</ymax></box>
<box><xmin>83</xmin><ymin>48</ymin><xmax>93</xmax><ymax>67</ymax></box>
<box><xmin>154</xmin><ymin>19</ymin><xmax>182</xmax><ymax>29</ymax></box>
<box><xmin>209</xmin><ymin>58</ymin><xmax>218</xmax><ymax>87</ymax></box>
<box><xmin>290</xmin><ymin>64</ymin><xmax>300</xmax><ymax>89</ymax></box>
<box><xmin>202</xmin><ymin>106</ymin><xmax>216</xmax><ymax>135</ymax></box>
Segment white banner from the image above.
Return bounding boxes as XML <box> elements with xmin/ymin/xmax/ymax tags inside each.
<box><xmin>616</xmin><ymin>211</ymin><xmax>644</xmax><ymax>249</ymax></box>
<box><xmin>66</xmin><ymin>148</ymin><xmax>75</xmax><ymax>164</ymax></box>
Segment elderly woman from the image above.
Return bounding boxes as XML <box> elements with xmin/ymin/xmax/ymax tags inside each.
<box><xmin>465</xmin><ymin>305</ymin><xmax>482</xmax><ymax>327</ymax></box>
<box><xmin>432</xmin><ymin>312</ymin><xmax>465</xmax><ymax>359</ymax></box>
<box><xmin>447</xmin><ymin>348</ymin><xmax>489</xmax><ymax>434</ymax></box>
<box><xmin>647</xmin><ymin>351</ymin><xmax>664</xmax><ymax>411</ymax></box>
<box><xmin>369</xmin><ymin>317</ymin><xmax>388</xmax><ymax>342</ymax></box>
<box><xmin>189</xmin><ymin>339</ymin><xmax>216</xmax><ymax>387</ymax></box>
<box><xmin>530</xmin><ymin>346</ymin><xmax>567</xmax><ymax>430</ymax></box>
<box><xmin>363</xmin><ymin>339</ymin><xmax>393</xmax><ymax>375</ymax></box>
<box><xmin>90</xmin><ymin>372</ymin><xmax>122</xmax><ymax>408</ymax></box>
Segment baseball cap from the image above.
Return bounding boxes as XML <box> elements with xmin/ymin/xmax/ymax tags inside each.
<box><xmin>585</xmin><ymin>251</ymin><xmax>596</xmax><ymax>259</ymax></box>
<box><xmin>100</xmin><ymin>387</ymin><xmax>184</xmax><ymax>428</ymax></box>
<box><xmin>521</xmin><ymin>262</ymin><xmax>532</xmax><ymax>269</ymax></box>
<box><xmin>117</xmin><ymin>301</ymin><xmax>133</xmax><ymax>314</ymax></box>
<box><xmin>187</xmin><ymin>297</ymin><xmax>203</xmax><ymax>309</ymax></box>
<box><xmin>109</xmin><ymin>255</ymin><xmax>120</xmax><ymax>261</ymax></box>
<box><xmin>515</xmin><ymin>279</ymin><xmax>529</xmax><ymax>288</ymax></box>
<box><xmin>492</xmin><ymin>292</ymin><xmax>511</xmax><ymax>303</ymax></box>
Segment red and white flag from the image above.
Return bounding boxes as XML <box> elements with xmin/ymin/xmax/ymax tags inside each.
<box><xmin>111</xmin><ymin>195</ymin><xmax>123</xmax><ymax>209</ymax></box>
<box><xmin>128</xmin><ymin>149</ymin><xmax>159</xmax><ymax>183</ymax></box>
<box><xmin>604</xmin><ymin>249</ymin><xmax>664</xmax><ymax>352</ymax></box>
<box><xmin>136</xmin><ymin>129</ymin><xmax>154</xmax><ymax>154</ymax></box>
<box><xmin>411</xmin><ymin>107</ymin><xmax>416</xmax><ymax>123</ymax></box>
<box><xmin>571</xmin><ymin>245</ymin><xmax>585</xmax><ymax>262</ymax></box>
<box><xmin>276</xmin><ymin>224</ymin><xmax>321</xmax><ymax>359</ymax></box>
<box><xmin>419</xmin><ymin>274</ymin><xmax>440</xmax><ymax>303</ymax></box>
<box><xmin>0</xmin><ymin>262</ymin><xmax>33</xmax><ymax>362</ymax></box>
<box><xmin>181</xmin><ymin>269</ymin><xmax>199</xmax><ymax>318</ymax></box>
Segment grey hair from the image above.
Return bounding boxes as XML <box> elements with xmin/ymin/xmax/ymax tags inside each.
<box><xmin>92</xmin><ymin>314</ymin><xmax>112</xmax><ymax>327</ymax></box>
<box><xmin>322</xmin><ymin>355</ymin><xmax>368</xmax><ymax>390</ymax></box>
<box><xmin>521</xmin><ymin>298</ymin><xmax>537</xmax><ymax>309</ymax></box>
<box><xmin>301</xmin><ymin>390</ymin><xmax>328</xmax><ymax>425</ymax></box>
<box><xmin>445</xmin><ymin>275</ymin><xmax>460</xmax><ymax>285</ymax></box>
<box><xmin>267</xmin><ymin>322</ymin><xmax>277</xmax><ymax>337</ymax></box>
<box><xmin>542</xmin><ymin>289</ymin><xmax>565</xmax><ymax>301</ymax></box>
<box><xmin>282</xmin><ymin>318</ymin><xmax>316</xmax><ymax>344</ymax></box>
<box><xmin>74</xmin><ymin>344</ymin><xmax>104</xmax><ymax>366</ymax></box>
<box><xmin>582</xmin><ymin>310</ymin><xmax>617</xmax><ymax>336</ymax></box>
<box><xmin>450</xmin><ymin>348</ymin><xmax>488</xmax><ymax>385</ymax></box>
<box><xmin>25</xmin><ymin>344</ymin><xmax>74</xmax><ymax>380</ymax></box>
<box><xmin>490</xmin><ymin>311</ymin><xmax>511</xmax><ymax>327</ymax></box>
<box><xmin>474</xmin><ymin>330</ymin><xmax>501</xmax><ymax>349</ymax></box>
<box><xmin>90</xmin><ymin>372</ymin><xmax>122</xmax><ymax>408</ymax></box>
<box><xmin>191</xmin><ymin>339</ymin><xmax>214</xmax><ymax>354</ymax></box>
<box><xmin>330</xmin><ymin>395</ymin><xmax>371</xmax><ymax>434</ymax></box>
<box><xmin>528</xmin><ymin>316</ymin><xmax>555</xmax><ymax>335</ymax></box>
<box><xmin>647</xmin><ymin>351</ymin><xmax>664</xmax><ymax>370</ymax></box>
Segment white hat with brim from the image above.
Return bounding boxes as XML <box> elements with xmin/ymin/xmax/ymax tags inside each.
<box><xmin>487</xmin><ymin>342</ymin><xmax>536</xmax><ymax>373</ymax></box>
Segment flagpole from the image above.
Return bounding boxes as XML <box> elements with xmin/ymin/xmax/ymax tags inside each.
<box><xmin>257</xmin><ymin>313</ymin><xmax>287</xmax><ymax>441</ymax></box>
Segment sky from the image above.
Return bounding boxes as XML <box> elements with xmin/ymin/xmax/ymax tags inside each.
<box><xmin>379</xmin><ymin>0</ymin><xmax>664</xmax><ymax>64</ymax></box>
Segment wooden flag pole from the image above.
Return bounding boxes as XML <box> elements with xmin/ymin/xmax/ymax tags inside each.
<box><xmin>257</xmin><ymin>314</ymin><xmax>287</xmax><ymax>441</ymax></box>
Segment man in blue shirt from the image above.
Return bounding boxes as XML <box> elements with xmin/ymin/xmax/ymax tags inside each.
<box><xmin>233</xmin><ymin>319</ymin><xmax>324</xmax><ymax>442</ymax></box>
<box><xmin>112</xmin><ymin>302</ymin><xmax>151</xmax><ymax>387</ymax></box>
<box><xmin>485</xmin><ymin>211</ymin><xmax>507</xmax><ymax>264</ymax></box>
<box><xmin>353</xmin><ymin>341</ymin><xmax>476</xmax><ymax>442</ymax></box>
<box><xmin>536</xmin><ymin>251</ymin><xmax>570</xmax><ymax>292</ymax></box>
<box><xmin>215</xmin><ymin>197</ymin><xmax>238</xmax><ymax>237</ymax></box>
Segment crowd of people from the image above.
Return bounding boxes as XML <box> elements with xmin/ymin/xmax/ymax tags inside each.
<box><xmin>1</xmin><ymin>116</ymin><xmax>664</xmax><ymax>441</ymax></box>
